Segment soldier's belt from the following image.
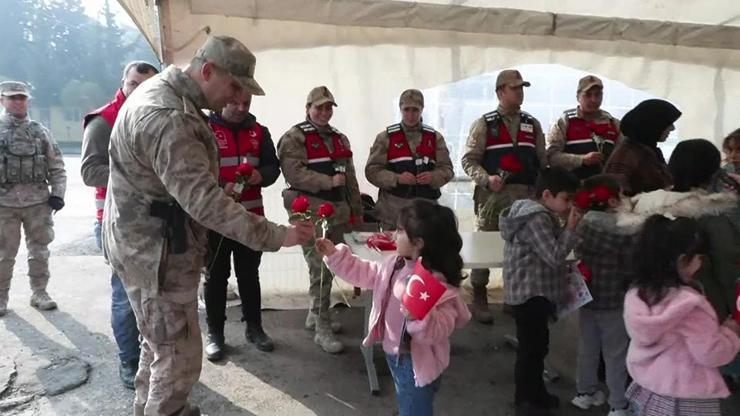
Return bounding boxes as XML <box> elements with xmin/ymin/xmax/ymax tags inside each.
<box><xmin>150</xmin><ymin>200</ymin><xmax>187</xmax><ymax>254</ymax></box>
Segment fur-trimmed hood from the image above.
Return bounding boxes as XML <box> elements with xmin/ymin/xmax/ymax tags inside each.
<box><xmin>616</xmin><ymin>189</ymin><xmax>738</xmax><ymax>231</ymax></box>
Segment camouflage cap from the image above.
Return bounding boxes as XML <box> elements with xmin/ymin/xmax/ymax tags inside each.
<box><xmin>306</xmin><ymin>86</ymin><xmax>337</xmax><ymax>107</ymax></box>
<box><xmin>399</xmin><ymin>89</ymin><xmax>424</xmax><ymax>109</ymax></box>
<box><xmin>495</xmin><ymin>69</ymin><xmax>531</xmax><ymax>89</ymax></box>
<box><xmin>194</xmin><ymin>36</ymin><xmax>265</xmax><ymax>96</ymax></box>
<box><xmin>0</xmin><ymin>81</ymin><xmax>31</xmax><ymax>97</ymax></box>
<box><xmin>577</xmin><ymin>75</ymin><xmax>603</xmax><ymax>93</ymax></box>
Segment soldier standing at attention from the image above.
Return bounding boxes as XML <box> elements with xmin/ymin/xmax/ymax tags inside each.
<box><xmin>365</xmin><ymin>89</ymin><xmax>454</xmax><ymax>229</ymax></box>
<box><xmin>461</xmin><ymin>70</ymin><xmax>546</xmax><ymax>324</ymax></box>
<box><xmin>103</xmin><ymin>36</ymin><xmax>313</xmax><ymax>416</ymax></box>
<box><xmin>0</xmin><ymin>81</ymin><xmax>66</xmax><ymax>316</ymax></box>
<box><xmin>81</xmin><ymin>60</ymin><xmax>159</xmax><ymax>389</ymax></box>
<box><xmin>203</xmin><ymin>88</ymin><xmax>281</xmax><ymax>360</ymax></box>
<box><xmin>546</xmin><ymin>75</ymin><xmax>622</xmax><ymax>179</ymax></box>
<box><xmin>277</xmin><ymin>86</ymin><xmax>363</xmax><ymax>354</ymax></box>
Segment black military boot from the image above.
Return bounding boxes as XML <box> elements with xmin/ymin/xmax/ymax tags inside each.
<box><xmin>118</xmin><ymin>358</ymin><xmax>138</xmax><ymax>389</ymax></box>
<box><xmin>246</xmin><ymin>324</ymin><xmax>274</xmax><ymax>352</ymax></box>
<box><xmin>204</xmin><ymin>332</ymin><xmax>225</xmax><ymax>361</ymax></box>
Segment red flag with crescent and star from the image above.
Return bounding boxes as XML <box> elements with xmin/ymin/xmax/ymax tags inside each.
<box><xmin>402</xmin><ymin>259</ymin><xmax>447</xmax><ymax>320</ymax></box>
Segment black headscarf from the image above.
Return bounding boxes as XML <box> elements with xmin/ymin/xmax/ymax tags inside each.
<box><xmin>620</xmin><ymin>99</ymin><xmax>682</xmax><ymax>149</ymax></box>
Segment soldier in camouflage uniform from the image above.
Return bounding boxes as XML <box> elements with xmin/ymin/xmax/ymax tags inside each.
<box><xmin>277</xmin><ymin>86</ymin><xmax>363</xmax><ymax>354</ymax></box>
<box><xmin>546</xmin><ymin>75</ymin><xmax>623</xmax><ymax>180</ymax></box>
<box><xmin>103</xmin><ymin>36</ymin><xmax>313</xmax><ymax>416</ymax></box>
<box><xmin>461</xmin><ymin>70</ymin><xmax>546</xmax><ymax>324</ymax></box>
<box><xmin>365</xmin><ymin>89</ymin><xmax>454</xmax><ymax>229</ymax></box>
<box><xmin>0</xmin><ymin>81</ymin><xmax>66</xmax><ymax>316</ymax></box>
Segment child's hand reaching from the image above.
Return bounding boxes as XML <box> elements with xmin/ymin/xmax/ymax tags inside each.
<box><xmin>722</xmin><ymin>317</ymin><xmax>740</xmax><ymax>336</ymax></box>
<box><xmin>566</xmin><ymin>206</ymin><xmax>583</xmax><ymax>230</ymax></box>
<box><xmin>400</xmin><ymin>304</ymin><xmax>418</xmax><ymax>321</ymax></box>
<box><xmin>315</xmin><ymin>238</ymin><xmax>337</xmax><ymax>257</ymax></box>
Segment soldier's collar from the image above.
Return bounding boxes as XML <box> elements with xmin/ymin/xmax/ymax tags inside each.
<box><xmin>400</xmin><ymin>121</ymin><xmax>421</xmax><ymax>132</ymax></box>
<box><xmin>577</xmin><ymin>106</ymin><xmax>604</xmax><ymax>120</ymax></box>
<box><xmin>163</xmin><ymin>66</ymin><xmax>209</xmax><ymax>111</ymax></box>
<box><xmin>496</xmin><ymin>104</ymin><xmax>520</xmax><ymax>117</ymax></box>
<box><xmin>306</xmin><ymin>117</ymin><xmax>333</xmax><ymax>134</ymax></box>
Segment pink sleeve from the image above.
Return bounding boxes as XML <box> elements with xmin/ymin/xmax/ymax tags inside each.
<box><xmin>405</xmin><ymin>298</ymin><xmax>458</xmax><ymax>345</ymax></box>
<box><xmin>323</xmin><ymin>244</ymin><xmax>383</xmax><ymax>290</ymax></box>
<box><xmin>682</xmin><ymin>307</ymin><xmax>740</xmax><ymax>368</ymax></box>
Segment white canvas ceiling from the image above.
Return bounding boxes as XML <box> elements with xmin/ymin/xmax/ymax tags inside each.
<box><xmin>118</xmin><ymin>0</ymin><xmax>740</xmax><ymax>196</ymax></box>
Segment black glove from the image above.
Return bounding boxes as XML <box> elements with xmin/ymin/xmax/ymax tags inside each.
<box><xmin>48</xmin><ymin>196</ymin><xmax>65</xmax><ymax>211</ymax></box>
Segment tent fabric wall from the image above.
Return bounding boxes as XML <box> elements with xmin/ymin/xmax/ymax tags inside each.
<box><xmin>117</xmin><ymin>0</ymin><xmax>740</xmax><ymax>196</ymax></box>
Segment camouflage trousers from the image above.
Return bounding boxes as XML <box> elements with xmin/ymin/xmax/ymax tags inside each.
<box><xmin>470</xmin><ymin>184</ymin><xmax>533</xmax><ymax>288</ymax></box>
<box><xmin>301</xmin><ymin>221</ymin><xmax>350</xmax><ymax>322</ymax></box>
<box><xmin>121</xmin><ymin>257</ymin><xmax>202</xmax><ymax>416</ymax></box>
<box><xmin>0</xmin><ymin>203</ymin><xmax>54</xmax><ymax>294</ymax></box>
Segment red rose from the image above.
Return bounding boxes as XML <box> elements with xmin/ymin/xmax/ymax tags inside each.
<box><xmin>576</xmin><ymin>260</ymin><xmax>592</xmax><ymax>283</ymax></box>
<box><xmin>592</xmin><ymin>185</ymin><xmax>613</xmax><ymax>203</ymax></box>
<box><xmin>499</xmin><ymin>153</ymin><xmax>524</xmax><ymax>173</ymax></box>
<box><xmin>236</xmin><ymin>163</ymin><xmax>254</xmax><ymax>177</ymax></box>
<box><xmin>291</xmin><ymin>195</ymin><xmax>310</xmax><ymax>214</ymax></box>
<box><xmin>574</xmin><ymin>190</ymin><xmax>592</xmax><ymax>210</ymax></box>
<box><xmin>317</xmin><ymin>202</ymin><xmax>335</xmax><ymax>218</ymax></box>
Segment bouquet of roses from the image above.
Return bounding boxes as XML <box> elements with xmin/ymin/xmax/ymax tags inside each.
<box><xmin>290</xmin><ymin>195</ymin><xmax>335</xmax><ymax>238</ymax></box>
<box><xmin>573</xmin><ymin>184</ymin><xmax>615</xmax><ymax>211</ymax></box>
<box><xmin>498</xmin><ymin>153</ymin><xmax>524</xmax><ymax>182</ymax></box>
<box><xmin>232</xmin><ymin>163</ymin><xmax>255</xmax><ymax>196</ymax></box>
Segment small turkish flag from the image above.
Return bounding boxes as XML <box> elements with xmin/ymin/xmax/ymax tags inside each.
<box><xmin>402</xmin><ymin>259</ymin><xmax>447</xmax><ymax>320</ymax></box>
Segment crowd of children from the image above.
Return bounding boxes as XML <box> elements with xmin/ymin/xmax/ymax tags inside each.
<box><xmin>307</xmin><ymin>130</ymin><xmax>740</xmax><ymax>416</ymax></box>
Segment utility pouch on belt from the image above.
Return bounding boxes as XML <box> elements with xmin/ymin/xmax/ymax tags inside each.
<box><xmin>150</xmin><ymin>200</ymin><xmax>187</xmax><ymax>254</ymax></box>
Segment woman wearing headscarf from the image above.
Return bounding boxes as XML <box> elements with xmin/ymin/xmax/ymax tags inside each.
<box><xmin>604</xmin><ymin>99</ymin><xmax>681</xmax><ymax>196</ymax></box>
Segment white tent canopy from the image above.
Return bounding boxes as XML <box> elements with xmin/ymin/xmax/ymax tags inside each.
<box><xmin>118</xmin><ymin>0</ymin><xmax>740</xmax><ymax>198</ymax></box>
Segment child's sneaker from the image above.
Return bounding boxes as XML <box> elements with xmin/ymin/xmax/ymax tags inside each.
<box><xmin>571</xmin><ymin>390</ymin><xmax>606</xmax><ymax>409</ymax></box>
<box><xmin>607</xmin><ymin>406</ymin><xmax>632</xmax><ymax>416</ymax></box>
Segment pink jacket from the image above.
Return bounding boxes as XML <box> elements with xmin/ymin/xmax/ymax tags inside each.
<box><xmin>324</xmin><ymin>244</ymin><xmax>471</xmax><ymax>387</ymax></box>
<box><xmin>624</xmin><ymin>286</ymin><xmax>740</xmax><ymax>399</ymax></box>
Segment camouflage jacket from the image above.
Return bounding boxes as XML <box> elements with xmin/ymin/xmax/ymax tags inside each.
<box><xmin>0</xmin><ymin>112</ymin><xmax>66</xmax><ymax>208</ymax></box>
<box><xmin>365</xmin><ymin>122</ymin><xmax>454</xmax><ymax>190</ymax></box>
<box><xmin>103</xmin><ymin>66</ymin><xmax>287</xmax><ymax>293</ymax></box>
<box><xmin>461</xmin><ymin>106</ymin><xmax>546</xmax><ymax>189</ymax></box>
<box><xmin>277</xmin><ymin>120</ymin><xmax>363</xmax><ymax>219</ymax></box>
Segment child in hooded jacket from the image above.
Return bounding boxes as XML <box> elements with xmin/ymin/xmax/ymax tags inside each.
<box><xmin>624</xmin><ymin>215</ymin><xmax>740</xmax><ymax>416</ymax></box>
<box><xmin>315</xmin><ymin>199</ymin><xmax>471</xmax><ymax>416</ymax></box>
<box><xmin>499</xmin><ymin>167</ymin><xmax>582</xmax><ymax>409</ymax></box>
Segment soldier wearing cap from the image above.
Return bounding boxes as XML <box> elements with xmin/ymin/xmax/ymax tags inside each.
<box><xmin>461</xmin><ymin>69</ymin><xmax>546</xmax><ymax>323</ymax></box>
<box><xmin>0</xmin><ymin>81</ymin><xmax>66</xmax><ymax>317</ymax></box>
<box><xmin>277</xmin><ymin>85</ymin><xmax>363</xmax><ymax>354</ymax></box>
<box><xmin>365</xmin><ymin>89</ymin><xmax>454</xmax><ymax>229</ymax></box>
<box><xmin>103</xmin><ymin>36</ymin><xmax>313</xmax><ymax>415</ymax></box>
<box><xmin>80</xmin><ymin>60</ymin><xmax>159</xmax><ymax>389</ymax></box>
<box><xmin>546</xmin><ymin>75</ymin><xmax>622</xmax><ymax>179</ymax></box>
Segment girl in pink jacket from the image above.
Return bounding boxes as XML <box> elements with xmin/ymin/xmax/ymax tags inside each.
<box><xmin>624</xmin><ymin>215</ymin><xmax>740</xmax><ymax>416</ymax></box>
<box><xmin>316</xmin><ymin>199</ymin><xmax>471</xmax><ymax>416</ymax></box>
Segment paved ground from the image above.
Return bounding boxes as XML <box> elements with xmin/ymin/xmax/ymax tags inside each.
<box><xmin>0</xmin><ymin>155</ymin><xmax>737</xmax><ymax>415</ymax></box>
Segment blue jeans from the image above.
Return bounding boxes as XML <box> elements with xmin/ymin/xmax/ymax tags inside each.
<box><xmin>385</xmin><ymin>354</ymin><xmax>441</xmax><ymax>416</ymax></box>
<box><xmin>95</xmin><ymin>220</ymin><xmax>140</xmax><ymax>364</ymax></box>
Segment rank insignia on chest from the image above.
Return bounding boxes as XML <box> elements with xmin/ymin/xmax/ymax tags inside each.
<box><xmin>394</xmin><ymin>142</ymin><xmax>404</xmax><ymax>149</ymax></box>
